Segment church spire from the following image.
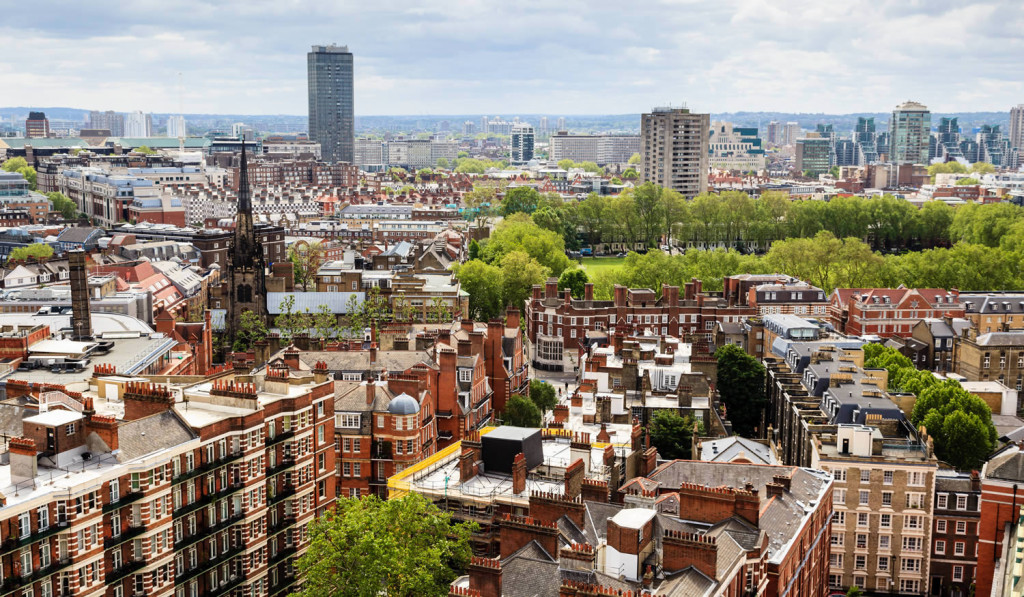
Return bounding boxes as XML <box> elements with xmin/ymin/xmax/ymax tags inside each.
<box><xmin>238</xmin><ymin>139</ymin><xmax>251</xmax><ymax>214</ymax></box>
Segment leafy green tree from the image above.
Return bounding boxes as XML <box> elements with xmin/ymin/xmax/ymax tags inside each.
<box><xmin>531</xmin><ymin>206</ymin><xmax>563</xmax><ymax>234</ymax></box>
<box><xmin>3</xmin><ymin>158</ymin><xmax>37</xmax><ymax>190</ymax></box>
<box><xmin>846</xmin><ymin>587</ymin><xmax>863</xmax><ymax>597</ymax></box>
<box><xmin>502</xmin><ymin>186</ymin><xmax>541</xmax><ymax>216</ymax></box>
<box><xmin>503</xmin><ymin>394</ymin><xmax>542</xmax><ymax>427</ymax></box>
<box><xmin>529</xmin><ymin>380</ymin><xmax>558</xmax><ymax>413</ymax></box>
<box><xmin>275</xmin><ymin>295</ymin><xmax>311</xmax><ymax>341</ymax></box>
<box><xmin>622</xmin><ymin>168</ymin><xmax>639</xmax><ymax>180</ymax></box>
<box><xmin>970</xmin><ymin>162</ymin><xmax>996</xmax><ymax>174</ymax></box>
<box><xmin>481</xmin><ymin>214</ymin><xmax>570</xmax><ymax>276</ymax></box>
<box><xmin>578</xmin><ymin>161</ymin><xmax>602</xmax><ymax>174</ymax></box>
<box><xmin>631</xmin><ymin>182</ymin><xmax>665</xmax><ymax>247</ymax></box>
<box><xmin>910</xmin><ymin>380</ymin><xmax>997</xmax><ymax>470</ymax></box>
<box><xmin>500</xmin><ymin>251</ymin><xmax>549</xmax><ymax>310</ymax></box>
<box><xmin>715</xmin><ymin>344</ymin><xmax>767</xmax><ymax>437</ymax></box>
<box><xmin>288</xmin><ymin>241</ymin><xmax>324</xmax><ymax>291</ymax></box>
<box><xmin>294</xmin><ymin>493</ymin><xmax>475</xmax><ymax>597</ymax></box>
<box><xmin>452</xmin><ymin>260</ymin><xmax>504</xmax><ymax>320</ymax></box>
<box><xmin>467</xmin><ymin>239</ymin><xmax>480</xmax><ymax>261</ymax></box>
<box><xmin>557</xmin><ymin>159</ymin><xmax>575</xmax><ymax>171</ymax></box>
<box><xmin>46</xmin><ymin>192</ymin><xmax>78</xmax><ymax>220</ymax></box>
<box><xmin>649</xmin><ymin>410</ymin><xmax>698</xmax><ymax>460</ymax></box>
<box><xmin>233</xmin><ymin>310</ymin><xmax>268</xmax><ymax>351</ymax></box>
<box><xmin>955</xmin><ymin>177</ymin><xmax>980</xmax><ymax>186</ymax></box>
<box><xmin>610</xmin><ymin>176</ymin><xmax>622</xmax><ymax>185</ymax></box>
<box><xmin>344</xmin><ymin>294</ymin><xmax>364</xmax><ymax>338</ymax></box>
<box><xmin>1</xmin><ymin>157</ymin><xmax>29</xmax><ymax>172</ymax></box>
<box><xmin>312</xmin><ymin>304</ymin><xmax>341</xmax><ymax>340</ymax></box>
<box><xmin>435</xmin><ymin>158</ymin><xmax>449</xmax><ymax>169</ymax></box>
<box><xmin>927</xmin><ymin>161</ymin><xmax>968</xmax><ymax>182</ymax></box>
<box><xmin>558</xmin><ymin>268</ymin><xmax>589</xmax><ymax>299</ymax></box>
<box><xmin>627</xmin><ymin>153</ymin><xmax>641</xmax><ymax>165</ymax></box>
<box><xmin>429</xmin><ymin>296</ymin><xmax>450</xmax><ymax>324</ymax></box>
<box><xmin>457</xmin><ymin>151</ymin><xmax>469</xmax><ymax>158</ymax></box>
<box><xmin>6</xmin><ymin>244</ymin><xmax>53</xmax><ymax>263</ymax></box>
<box><xmin>134</xmin><ymin>145</ymin><xmax>156</xmax><ymax>155</ymax></box>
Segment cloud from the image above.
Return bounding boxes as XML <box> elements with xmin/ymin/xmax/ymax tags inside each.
<box><xmin>0</xmin><ymin>0</ymin><xmax>1021</xmax><ymax>115</ymax></box>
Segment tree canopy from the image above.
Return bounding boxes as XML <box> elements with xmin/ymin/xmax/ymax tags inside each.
<box><xmin>46</xmin><ymin>191</ymin><xmax>79</xmax><ymax>220</ymax></box>
<box><xmin>232</xmin><ymin>310</ymin><xmax>268</xmax><ymax>352</ymax></box>
<box><xmin>6</xmin><ymin>244</ymin><xmax>53</xmax><ymax>264</ymax></box>
<box><xmin>294</xmin><ymin>493</ymin><xmax>475</xmax><ymax>597</ymax></box>
<box><xmin>529</xmin><ymin>380</ymin><xmax>558</xmax><ymax>413</ymax></box>
<box><xmin>452</xmin><ymin>260</ymin><xmax>504</xmax><ymax>320</ymax></box>
<box><xmin>557</xmin><ymin>268</ymin><xmax>589</xmax><ymax>299</ymax></box>
<box><xmin>910</xmin><ymin>379</ymin><xmax>997</xmax><ymax>470</ymax></box>
<box><xmin>715</xmin><ymin>344</ymin><xmax>767</xmax><ymax>437</ymax></box>
<box><xmin>649</xmin><ymin>410</ymin><xmax>700</xmax><ymax>460</ymax></box>
<box><xmin>503</xmin><ymin>394</ymin><xmax>542</xmax><ymax>427</ymax></box>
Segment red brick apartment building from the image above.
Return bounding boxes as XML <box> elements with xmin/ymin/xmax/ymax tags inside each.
<box><xmin>829</xmin><ymin>287</ymin><xmax>965</xmax><ymax>338</ymax></box>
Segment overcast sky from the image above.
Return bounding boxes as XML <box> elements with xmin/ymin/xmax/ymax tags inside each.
<box><xmin>2</xmin><ymin>0</ymin><xmax>1022</xmax><ymax>116</ymax></box>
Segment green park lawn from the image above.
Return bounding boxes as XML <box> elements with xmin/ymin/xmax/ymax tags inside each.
<box><xmin>579</xmin><ymin>256</ymin><xmax>626</xmax><ymax>275</ymax></box>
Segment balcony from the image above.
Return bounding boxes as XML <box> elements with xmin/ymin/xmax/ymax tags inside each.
<box><xmin>175</xmin><ymin>543</ymin><xmax>246</xmax><ymax>585</ymax></box>
<box><xmin>207</xmin><ymin>572</ymin><xmax>248</xmax><ymax>597</ymax></box>
<box><xmin>1</xmin><ymin>521</ymin><xmax>69</xmax><ymax>555</ymax></box>
<box><xmin>104</xmin><ymin>525</ymin><xmax>147</xmax><ymax>549</ymax></box>
<box><xmin>267</xmin><ymin>487</ymin><xmax>297</xmax><ymax>505</ymax></box>
<box><xmin>268</xmin><ymin>515</ymin><xmax>297</xmax><ymax>535</ymax></box>
<box><xmin>269</xmin><ymin>545</ymin><xmax>298</xmax><ymax>564</ymax></box>
<box><xmin>267</xmin><ymin>457</ymin><xmax>297</xmax><ymax>476</ymax></box>
<box><xmin>103</xmin><ymin>490</ymin><xmax>146</xmax><ymax>512</ymax></box>
<box><xmin>266</xmin><ymin>430</ymin><xmax>296</xmax><ymax>447</ymax></box>
<box><xmin>106</xmin><ymin>559</ymin><xmax>147</xmax><ymax>584</ymax></box>
<box><xmin>172</xmin><ymin>451</ymin><xmax>246</xmax><ymax>485</ymax></box>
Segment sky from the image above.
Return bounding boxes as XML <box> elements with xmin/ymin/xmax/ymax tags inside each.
<box><xmin>1</xmin><ymin>0</ymin><xmax>1022</xmax><ymax>116</ymax></box>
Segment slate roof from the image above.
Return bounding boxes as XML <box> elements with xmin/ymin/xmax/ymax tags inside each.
<box><xmin>985</xmin><ymin>445</ymin><xmax>1024</xmax><ymax>482</ymax></box>
<box><xmin>974</xmin><ymin>331</ymin><xmax>1024</xmax><ymax>347</ymax></box>
<box><xmin>700</xmin><ymin>436</ymin><xmax>777</xmax><ymax>465</ymax></box>
<box><xmin>293</xmin><ymin>349</ymin><xmax>436</xmax><ymax>374</ymax></box>
<box><xmin>118</xmin><ymin>410</ymin><xmax>196</xmax><ymax>460</ymax></box>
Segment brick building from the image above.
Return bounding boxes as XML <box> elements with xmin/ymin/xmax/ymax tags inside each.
<box><xmin>955</xmin><ymin>329</ymin><xmax>1024</xmax><ymax>390</ymax></box>
<box><xmin>828</xmin><ymin>287</ymin><xmax>965</xmax><ymax>338</ymax></box>
<box><xmin>977</xmin><ymin>445</ymin><xmax>1024</xmax><ymax>597</ymax></box>
<box><xmin>929</xmin><ymin>472</ymin><xmax>982</xmax><ymax>597</ymax></box>
<box><xmin>525</xmin><ymin>279</ymin><xmax>754</xmax><ymax>372</ymax></box>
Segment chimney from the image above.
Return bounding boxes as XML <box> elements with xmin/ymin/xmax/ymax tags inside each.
<box><xmin>365</xmin><ymin>380</ymin><xmax>376</xmax><ymax>405</ymax></box>
<box><xmin>86</xmin><ymin>414</ymin><xmax>119</xmax><ymax>452</ymax></box>
<box><xmin>532</xmin><ymin>285</ymin><xmax>543</xmax><ymax>301</ymax></box>
<box><xmin>584</xmin><ymin>283</ymin><xmax>594</xmax><ymax>302</ymax></box>
<box><xmin>9</xmin><ymin>437</ymin><xmax>38</xmax><ymax>485</ymax></box>
<box><xmin>663</xmin><ymin>531</ymin><xmax>717</xmax><ymax>578</ymax></box>
<box><xmin>123</xmin><ymin>382</ymin><xmax>174</xmax><ymax>421</ymax></box>
<box><xmin>469</xmin><ymin>331</ymin><xmax>485</xmax><ymax>356</ymax></box>
<box><xmin>283</xmin><ymin>347</ymin><xmax>301</xmax><ymax>370</ymax></box>
<box><xmin>69</xmin><ymin>250</ymin><xmax>92</xmax><ymax>340</ymax></box>
<box><xmin>312</xmin><ymin>360</ymin><xmax>330</xmax><ymax>384</ymax></box>
<box><xmin>612</xmin><ymin>333</ymin><xmax>623</xmax><ymax>355</ymax></box>
<box><xmin>369</xmin><ymin>342</ymin><xmax>377</xmax><ymax>364</ymax></box>
<box><xmin>457</xmin><ymin>338</ymin><xmax>472</xmax><ymax>356</ymax></box>
<box><xmin>512</xmin><ymin>452</ymin><xmax>527</xmax><ymax>494</ymax></box>
<box><xmin>614</xmin><ymin>285</ymin><xmax>627</xmax><ymax>307</ymax></box>
<box><xmin>559</xmin><ymin>543</ymin><xmax>596</xmax><ymax>571</ymax></box>
<box><xmin>971</xmin><ymin>470</ymin><xmax>981</xmax><ymax>492</ymax></box>
<box><xmin>564</xmin><ymin>458</ymin><xmax>585</xmax><ymax>500</ymax></box>
<box><xmin>468</xmin><ymin>557</ymin><xmax>501</xmax><ymax>597</ymax></box>
<box><xmin>663</xmin><ymin>285</ymin><xmax>679</xmax><ymax>306</ymax></box>
<box><xmin>505</xmin><ymin>307</ymin><xmax>520</xmax><ymax>329</ymax></box>
<box><xmin>459</xmin><ymin>444</ymin><xmax>480</xmax><ymax>482</ymax></box>
<box><xmin>545</xmin><ymin>278</ymin><xmax>558</xmax><ymax>299</ymax></box>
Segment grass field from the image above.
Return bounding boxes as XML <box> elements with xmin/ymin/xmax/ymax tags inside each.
<box><xmin>579</xmin><ymin>256</ymin><xmax>627</xmax><ymax>275</ymax></box>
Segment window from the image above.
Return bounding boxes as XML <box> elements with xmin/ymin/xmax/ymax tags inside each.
<box><xmin>38</xmin><ymin>505</ymin><xmax>49</xmax><ymax>530</ymax></box>
<box><xmin>857</xmin><ymin>513</ymin><xmax>869</xmax><ymax>527</ymax></box>
<box><xmin>832</xmin><ymin>468</ymin><xmax>847</xmax><ymax>482</ymax></box>
<box><xmin>856</xmin><ymin>534</ymin><xmax>867</xmax><ymax>549</ymax></box>
<box><xmin>883</xmin><ymin>470</ymin><xmax>893</xmax><ymax>485</ymax></box>
<box><xmin>66</xmin><ymin>423</ymin><xmax>75</xmax><ymax>436</ymax></box>
<box><xmin>854</xmin><ymin>554</ymin><xmax>866</xmax><ymax>570</ymax></box>
<box><xmin>337</xmin><ymin>414</ymin><xmax>360</xmax><ymax>428</ymax></box>
<box><xmin>458</xmin><ymin>369</ymin><xmax>472</xmax><ymax>383</ymax></box>
<box><xmin>937</xmin><ymin>520</ymin><xmax>947</xmax><ymax>533</ymax></box>
<box><xmin>833</xmin><ymin>489</ymin><xmax>846</xmax><ymax>505</ymax></box>
<box><xmin>860</xmin><ymin>469</ymin><xmax>870</xmax><ymax>483</ymax></box>
<box><xmin>882</xmin><ymin>491</ymin><xmax>892</xmax><ymax>506</ymax></box>
<box><xmin>831</xmin><ymin>533</ymin><xmax>844</xmax><ymax>547</ymax></box>
<box><xmin>377</xmin><ymin>415</ymin><xmax>384</xmax><ymax>428</ymax></box>
<box><xmin>956</xmin><ymin>520</ymin><xmax>967</xmax><ymax>534</ymax></box>
<box><xmin>906</xmin><ymin>493</ymin><xmax>924</xmax><ymax>509</ymax></box>
<box><xmin>880</xmin><ymin>514</ymin><xmax>891</xmax><ymax>529</ymax></box>
<box><xmin>935</xmin><ymin>540</ymin><xmax>945</xmax><ymax>555</ymax></box>
<box><xmin>937</xmin><ymin>494</ymin><xmax>948</xmax><ymax>509</ymax></box>
<box><xmin>900</xmin><ymin>580</ymin><xmax>920</xmax><ymax>593</ymax></box>
<box><xmin>902</xmin><ymin>536</ymin><xmax>922</xmax><ymax>552</ymax></box>
<box><xmin>859</xmin><ymin>490</ymin><xmax>870</xmax><ymax>505</ymax></box>
<box><xmin>954</xmin><ymin>542</ymin><xmax>965</xmax><ymax>556</ymax></box>
<box><xmin>956</xmin><ymin>495</ymin><xmax>968</xmax><ymax>510</ymax></box>
<box><xmin>953</xmin><ymin>565</ymin><xmax>964</xmax><ymax>582</ymax></box>
<box><xmin>878</xmin><ymin>535</ymin><xmax>890</xmax><ymax>550</ymax></box>
<box><xmin>905</xmin><ymin>515</ymin><xmax>923</xmax><ymax>530</ymax></box>
<box><xmin>833</xmin><ymin>511</ymin><xmax>845</xmax><ymax>526</ymax></box>
<box><xmin>18</xmin><ymin>512</ymin><xmax>30</xmax><ymax>538</ymax></box>
<box><xmin>878</xmin><ymin>556</ymin><xmax>889</xmax><ymax>571</ymax></box>
<box><xmin>830</xmin><ymin>554</ymin><xmax>843</xmax><ymax>568</ymax></box>
<box><xmin>901</xmin><ymin>558</ymin><xmax>922</xmax><ymax>573</ymax></box>
<box><xmin>907</xmin><ymin>470</ymin><xmax>924</xmax><ymax>486</ymax></box>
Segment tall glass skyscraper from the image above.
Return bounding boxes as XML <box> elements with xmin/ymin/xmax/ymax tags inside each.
<box><xmin>888</xmin><ymin>101</ymin><xmax>931</xmax><ymax>165</ymax></box>
<box><xmin>308</xmin><ymin>44</ymin><xmax>354</xmax><ymax>164</ymax></box>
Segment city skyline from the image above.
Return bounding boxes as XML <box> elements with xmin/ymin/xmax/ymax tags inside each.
<box><xmin>2</xmin><ymin>0</ymin><xmax>1022</xmax><ymax>116</ymax></box>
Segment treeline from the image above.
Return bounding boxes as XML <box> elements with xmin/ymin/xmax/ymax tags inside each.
<box><xmin>496</xmin><ymin>182</ymin><xmax>1024</xmax><ymax>254</ymax></box>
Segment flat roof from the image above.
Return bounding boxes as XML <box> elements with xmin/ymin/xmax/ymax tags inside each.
<box><xmin>611</xmin><ymin>508</ymin><xmax>657</xmax><ymax>529</ymax></box>
<box><xmin>23</xmin><ymin>409</ymin><xmax>84</xmax><ymax>426</ymax></box>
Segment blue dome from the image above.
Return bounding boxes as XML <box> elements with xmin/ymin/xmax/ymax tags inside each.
<box><xmin>387</xmin><ymin>393</ymin><xmax>420</xmax><ymax>415</ymax></box>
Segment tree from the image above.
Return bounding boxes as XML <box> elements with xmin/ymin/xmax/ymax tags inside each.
<box><xmin>457</xmin><ymin>151</ymin><xmax>469</xmax><ymax>158</ymax></box>
<box><xmin>622</xmin><ymin>168</ymin><xmax>639</xmax><ymax>180</ymax></box>
<box><xmin>467</xmin><ymin>239</ymin><xmax>481</xmax><ymax>261</ymax></box>
<box><xmin>529</xmin><ymin>380</ymin><xmax>558</xmax><ymax>413</ymax></box>
<box><xmin>503</xmin><ymin>394</ymin><xmax>541</xmax><ymax>427</ymax></box>
<box><xmin>649</xmin><ymin>410</ymin><xmax>699</xmax><ymax>460</ymax></box>
<box><xmin>312</xmin><ymin>304</ymin><xmax>340</xmax><ymax>340</ymax></box>
<box><xmin>134</xmin><ymin>145</ymin><xmax>156</xmax><ymax>155</ymax></box>
<box><xmin>828</xmin><ymin>165</ymin><xmax>841</xmax><ymax>179</ymax></box>
<box><xmin>3</xmin><ymin>158</ymin><xmax>37</xmax><ymax>190</ymax></box>
<box><xmin>500</xmin><ymin>251</ymin><xmax>549</xmax><ymax>310</ymax></box>
<box><xmin>233</xmin><ymin>310</ymin><xmax>268</xmax><ymax>351</ymax></box>
<box><xmin>846</xmin><ymin>587</ymin><xmax>863</xmax><ymax>597</ymax></box>
<box><xmin>715</xmin><ymin>344</ymin><xmax>767</xmax><ymax>437</ymax></box>
<box><xmin>294</xmin><ymin>493</ymin><xmax>475</xmax><ymax>597</ymax></box>
<box><xmin>428</xmin><ymin>296</ymin><xmax>450</xmax><ymax>324</ymax></box>
<box><xmin>344</xmin><ymin>294</ymin><xmax>364</xmax><ymax>338</ymax></box>
<box><xmin>275</xmin><ymin>295</ymin><xmax>310</xmax><ymax>341</ymax></box>
<box><xmin>627</xmin><ymin>153</ymin><xmax>641</xmax><ymax>165</ymax></box>
<box><xmin>557</xmin><ymin>159</ymin><xmax>575</xmax><ymax>171</ymax></box>
<box><xmin>1</xmin><ymin>157</ymin><xmax>29</xmax><ymax>172</ymax></box>
<box><xmin>46</xmin><ymin>192</ymin><xmax>78</xmax><ymax>220</ymax></box>
<box><xmin>452</xmin><ymin>260</ymin><xmax>504</xmax><ymax>320</ymax></box>
<box><xmin>6</xmin><ymin>244</ymin><xmax>53</xmax><ymax>264</ymax></box>
<box><xmin>288</xmin><ymin>241</ymin><xmax>325</xmax><ymax>291</ymax></box>
<box><xmin>558</xmin><ymin>268</ymin><xmax>589</xmax><ymax>299</ymax></box>
<box><xmin>481</xmin><ymin>214</ymin><xmax>570</xmax><ymax>276</ymax></box>
<box><xmin>955</xmin><ymin>177</ymin><xmax>980</xmax><ymax>186</ymax></box>
<box><xmin>970</xmin><ymin>162</ymin><xmax>996</xmax><ymax>174</ymax></box>
<box><xmin>910</xmin><ymin>380</ymin><xmax>997</xmax><ymax>470</ymax></box>
<box><xmin>436</xmin><ymin>158</ymin><xmax>450</xmax><ymax>169</ymax></box>
<box><xmin>502</xmin><ymin>186</ymin><xmax>541</xmax><ymax>216</ymax></box>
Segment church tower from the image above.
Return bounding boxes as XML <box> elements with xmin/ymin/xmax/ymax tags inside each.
<box><xmin>227</xmin><ymin>141</ymin><xmax>267</xmax><ymax>341</ymax></box>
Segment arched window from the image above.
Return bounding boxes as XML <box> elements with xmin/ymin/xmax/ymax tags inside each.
<box><xmin>237</xmin><ymin>284</ymin><xmax>252</xmax><ymax>303</ymax></box>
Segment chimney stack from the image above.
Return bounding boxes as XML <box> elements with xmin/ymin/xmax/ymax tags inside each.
<box><xmin>69</xmin><ymin>250</ymin><xmax>92</xmax><ymax>340</ymax></box>
<box><xmin>9</xmin><ymin>437</ymin><xmax>38</xmax><ymax>485</ymax></box>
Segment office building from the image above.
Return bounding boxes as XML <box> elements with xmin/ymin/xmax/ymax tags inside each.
<box><xmin>978</xmin><ymin>124</ymin><xmax>1010</xmax><ymax>167</ymax></box>
<box><xmin>480</xmin><ymin>116</ymin><xmax>489</xmax><ymax>134</ymax></box>
<box><xmin>538</xmin><ymin>116</ymin><xmax>548</xmax><ymax>136</ymax></box>
<box><xmin>462</xmin><ymin>120</ymin><xmax>475</xmax><ymax>136</ymax></box>
<box><xmin>855</xmin><ymin>117</ymin><xmax>878</xmax><ymax>164</ymax></box>
<box><xmin>795</xmin><ymin>137</ymin><xmax>832</xmax><ymax>176</ymax></box>
<box><xmin>166</xmin><ymin>115</ymin><xmax>186</xmax><ymax>138</ymax></box>
<box><xmin>935</xmin><ymin>117</ymin><xmax>963</xmax><ymax>161</ymax></box>
<box><xmin>708</xmin><ymin>121</ymin><xmax>765</xmax><ymax>172</ymax></box>
<box><xmin>510</xmin><ymin>124</ymin><xmax>535</xmax><ymax>164</ymax></box>
<box><xmin>889</xmin><ymin>101</ymin><xmax>931</xmax><ymax>165</ymax></box>
<box><xmin>89</xmin><ymin>110</ymin><xmax>125</xmax><ymax>137</ymax></box>
<box><xmin>556</xmin><ymin>117</ymin><xmax>565</xmax><ymax>131</ymax></box>
<box><xmin>1011</xmin><ymin>104</ymin><xmax>1024</xmax><ymax>151</ymax></box>
<box><xmin>354</xmin><ymin>138</ymin><xmax>384</xmax><ymax>169</ymax></box>
<box><xmin>124</xmin><ymin>111</ymin><xmax>152</xmax><ymax>137</ymax></box>
<box><xmin>307</xmin><ymin>44</ymin><xmax>354</xmax><ymax>164</ymax></box>
<box><xmin>548</xmin><ymin>133</ymin><xmax>640</xmax><ymax>165</ymax></box>
<box><xmin>640</xmin><ymin>107</ymin><xmax>709</xmax><ymax>197</ymax></box>
<box><xmin>766</xmin><ymin>120</ymin><xmax>782</xmax><ymax>145</ymax></box>
<box><xmin>833</xmin><ymin>139</ymin><xmax>858</xmax><ymax>167</ymax></box>
<box><xmin>25</xmin><ymin>112</ymin><xmax>49</xmax><ymax>138</ymax></box>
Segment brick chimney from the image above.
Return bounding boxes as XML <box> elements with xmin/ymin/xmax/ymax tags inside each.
<box><xmin>506</xmin><ymin>307</ymin><xmax>520</xmax><ymax>329</ymax></box>
<box><xmin>530</xmin><ymin>491</ymin><xmax>586</xmax><ymax>528</ymax></box>
<box><xmin>545</xmin><ymin>278</ymin><xmax>558</xmax><ymax>299</ymax></box>
<box><xmin>559</xmin><ymin>543</ymin><xmax>596</xmax><ymax>571</ymax></box>
<box><xmin>468</xmin><ymin>557</ymin><xmax>501</xmax><ymax>597</ymax></box>
<box><xmin>123</xmin><ymin>382</ymin><xmax>174</xmax><ymax>421</ymax></box>
<box><xmin>663</xmin><ymin>531</ymin><xmax>717</xmax><ymax>577</ymax></box>
<box><xmin>457</xmin><ymin>338</ymin><xmax>471</xmax><ymax>356</ymax></box>
<box><xmin>584</xmin><ymin>283</ymin><xmax>594</xmax><ymax>301</ymax></box>
<box><xmin>86</xmin><ymin>414</ymin><xmax>119</xmax><ymax>452</ymax></box>
<box><xmin>499</xmin><ymin>513</ymin><xmax>558</xmax><ymax>559</ymax></box>
<box><xmin>971</xmin><ymin>470</ymin><xmax>981</xmax><ymax>492</ymax></box>
<box><xmin>312</xmin><ymin>360</ymin><xmax>330</xmax><ymax>384</ymax></box>
<box><xmin>564</xmin><ymin>458</ymin><xmax>585</xmax><ymax>500</ymax></box>
<box><xmin>459</xmin><ymin>444</ymin><xmax>481</xmax><ymax>483</ymax></box>
<box><xmin>512</xmin><ymin>452</ymin><xmax>527</xmax><ymax>494</ymax></box>
<box><xmin>365</xmin><ymin>380</ymin><xmax>376</xmax><ymax>405</ymax></box>
<box><xmin>469</xmin><ymin>331</ymin><xmax>485</xmax><ymax>356</ymax></box>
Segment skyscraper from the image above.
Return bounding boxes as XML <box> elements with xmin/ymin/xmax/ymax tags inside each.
<box><xmin>166</xmin><ymin>115</ymin><xmax>186</xmax><ymax>138</ymax></box>
<box><xmin>854</xmin><ymin>117</ymin><xmax>878</xmax><ymax>164</ymax></box>
<box><xmin>308</xmin><ymin>44</ymin><xmax>354</xmax><ymax>164</ymax></box>
<box><xmin>783</xmin><ymin>122</ymin><xmax>801</xmax><ymax>146</ymax></box>
<box><xmin>480</xmin><ymin>116</ymin><xmax>489</xmax><ymax>134</ymax></box>
<box><xmin>556</xmin><ymin>117</ymin><xmax>566</xmax><ymax>132</ymax></box>
<box><xmin>124</xmin><ymin>111</ymin><xmax>152</xmax><ymax>137</ymax></box>
<box><xmin>1009</xmin><ymin>105</ymin><xmax>1024</xmax><ymax>151</ymax></box>
<box><xmin>640</xmin><ymin>107</ymin><xmax>709</xmax><ymax>197</ymax></box>
<box><xmin>89</xmin><ymin>110</ymin><xmax>124</xmax><ymax>136</ymax></box>
<box><xmin>24</xmin><ymin>112</ymin><xmax>48</xmax><ymax>138</ymax></box>
<box><xmin>765</xmin><ymin>120</ymin><xmax>781</xmax><ymax>145</ymax></box>
<box><xmin>227</xmin><ymin>142</ymin><xmax>267</xmax><ymax>339</ymax></box>
<box><xmin>539</xmin><ymin>116</ymin><xmax>549</xmax><ymax>137</ymax></box>
<box><xmin>935</xmin><ymin>117</ymin><xmax>963</xmax><ymax>161</ymax></box>
<box><xmin>510</xmin><ymin>124</ymin><xmax>535</xmax><ymax>164</ymax></box>
<box><xmin>888</xmin><ymin>101</ymin><xmax>931</xmax><ymax>165</ymax></box>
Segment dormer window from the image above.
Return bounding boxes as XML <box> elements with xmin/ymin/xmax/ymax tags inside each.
<box><xmin>459</xmin><ymin>369</ymin><xmax>471</xmax><ymax>383</ymax></box>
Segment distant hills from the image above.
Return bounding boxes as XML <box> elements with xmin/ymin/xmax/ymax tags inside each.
<box><xmin>0</xmin><ymin>107</ymin><xmax>1012</xmax><ymax>135</ymax></box>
